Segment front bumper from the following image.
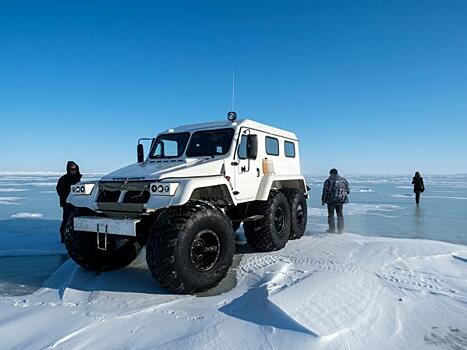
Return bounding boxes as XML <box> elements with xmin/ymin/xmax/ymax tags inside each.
<box><xmin>73</xmin><ymin>216</ymin><xmax>140</xmax><ymax>237</ymax></box>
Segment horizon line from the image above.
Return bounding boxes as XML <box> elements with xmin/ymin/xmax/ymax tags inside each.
<box><xmin>0</xmin><ymin>171</ymin><xmax>466</xmax><ymax>177</ymax></box>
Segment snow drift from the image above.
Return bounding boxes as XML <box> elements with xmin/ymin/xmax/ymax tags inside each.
<box><xmin>1</xmin><ymin>232</ymin><xmax>466</xmax><ymax>350</ymax></box>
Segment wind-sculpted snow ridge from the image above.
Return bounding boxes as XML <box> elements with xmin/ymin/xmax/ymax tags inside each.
<box><xmin>1</xmin><ymin>233</ymin><xmax>467</xmax><ymax>349</ymax></box>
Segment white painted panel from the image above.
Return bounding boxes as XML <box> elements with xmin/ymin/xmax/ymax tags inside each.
<box><xmin>73</xmin><ymin>216</ymin><xmax>139</xmax><ymax>237</ymax></box>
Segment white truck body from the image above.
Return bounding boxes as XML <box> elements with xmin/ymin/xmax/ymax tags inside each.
<box><xmin>68</xmin><ymin>118</ymin><xmax>307</xmax><ymax>236</ymax></box>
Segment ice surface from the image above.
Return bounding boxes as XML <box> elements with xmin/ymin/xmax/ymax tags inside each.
<box><xmin>309</xmin><ymin>203</ymin><xmax>402</xmax><ymax>218</ymax></box>
<box><xmin>0</xmin><ymin>173</ymin><xmax>467</xmax><ymax>349</ymax></box>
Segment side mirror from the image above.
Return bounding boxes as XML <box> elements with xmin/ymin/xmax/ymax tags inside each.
<box><xmin>137</xmin><ymin>143</ymin><xmax>145</xmax><ymax>163</ymax></box>
<box><xmin>246</xmin><ymin>135</ymin><xmax>258</xmax><ymax>160</ymax></box>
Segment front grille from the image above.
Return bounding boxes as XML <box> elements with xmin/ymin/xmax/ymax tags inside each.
<box><xmin>97</xmin><ymin>189</ymin><xmax>121</xmax><ymax>202</ymax></box>
<box><xmin>123</xmin><ymin>190</ymin><xmax>151</xmax><ymax>203</ymax></box>
<box><xmin>97</xmin><ymin>181</ymin><xmax>151</xmax><ymax>205</ymax></box>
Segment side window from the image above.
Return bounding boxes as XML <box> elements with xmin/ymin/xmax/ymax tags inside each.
<box><xmin>237</xmin><ymin>134</ymin><xmax>248</xmax><ymax>159</ymax></box>
<box><xmin>265</xmin><ymin>136</ymin><xmax>279</xmax><ymax>156</ymax></box>
<box><xmin>284</xmin><ymin>141</ymin><xmax>295</xmax><ymax>158</ymax></box>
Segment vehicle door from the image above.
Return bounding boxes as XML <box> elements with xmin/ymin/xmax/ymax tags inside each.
<box><xmin>233</xmin><ymin>128</ymin><xmax>262</xmax><ymax>202</ymax></box>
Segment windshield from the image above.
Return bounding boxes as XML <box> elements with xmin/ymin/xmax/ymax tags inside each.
<box><xmin>186</xmin><ymin>128</ymin><xmax>235</xmax><ymax>157</ymax></box>
<box><xmin>149</xmin><ymin>132</ymin><xmax>190</xmax><ymax>158</ymax></box>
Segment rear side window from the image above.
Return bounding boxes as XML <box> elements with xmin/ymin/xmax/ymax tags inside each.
<box><xmin>265</xmin><ymin>137</ymin><xmax>279</xmax><ymax>156</ymax></box>
<box><xmin>284</xmin><ymin>141</ymin><xmax>295</xmax><ymax>158</ymax></box>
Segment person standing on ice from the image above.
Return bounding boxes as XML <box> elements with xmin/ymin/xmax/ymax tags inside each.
<box><xmin>56</xmin><ymin>161</ymin><xmax>82</xmax><ymax>243</ymax></box>
<box><xmin>412</xmin><ymin>171</ymin><xmax>425</xmax><ymax>205</ymax></box>
<box><xmin>322</xmin><ymin>168</ymin><xmax>350</xmax><ymax>233</ymax></box>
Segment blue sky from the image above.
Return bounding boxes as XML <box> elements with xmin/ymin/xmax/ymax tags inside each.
<box><xmin>0</xmin><ymin>0</ymin><xmax>466</xmax><ymax>175</ymax></box>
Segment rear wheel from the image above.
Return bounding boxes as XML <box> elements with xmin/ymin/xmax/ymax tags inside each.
<box><xmin>64</xmin><ymin>209</ymin><xmax>142</xmax><ymax>272</ymax></box>
<box><xmin>244</xmin><ymin>191</ymin><xmax>291</xmax><ymax>252</ymax></box>
<box><xmin>146</xmin><ymin>201</ymin><xmax>234</xmax><ymax>294</ymax></box>
<box><xmin>283</xmin><ymin>188</ymin><xmax>308</xmax><ymax>240</ymax></box>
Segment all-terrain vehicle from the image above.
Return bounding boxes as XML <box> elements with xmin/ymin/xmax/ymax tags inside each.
<box><xmin>65</xmin><ymin>112</ymin><xmax>308</xmax><ymax>294</ymax></box>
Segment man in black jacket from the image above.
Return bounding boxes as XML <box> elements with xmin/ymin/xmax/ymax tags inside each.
<box><xmin>412</xmin><ymin>171</ymin><xmax>425</xmax><ymax>205</ymax></box>
<box><xmin>56</xmin><ymin>161</ymin><xmax>82</xmax><ymax>242</ymax></box>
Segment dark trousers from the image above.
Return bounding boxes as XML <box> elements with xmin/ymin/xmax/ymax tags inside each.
<box><xmin>327</xmin><ymin>204</ymin><xmax>344</xmax><ymax>233</ymax></box>
<box><xmin>60</xmin><ymin>203</ymin><xmax>75</xmax><ymax>242</ymax></box>
<box><xmin>415</xmin><ymin>192</ymin><xmax>421</xmax><ymax>204</ymax></box>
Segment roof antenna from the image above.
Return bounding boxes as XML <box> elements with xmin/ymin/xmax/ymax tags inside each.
<box><xmin>227</xmin><ymin>67</ymin><xmax>237</xmax><ymax>122</ymax></box>
<box><xmin>231</xmin><ymin>68</ymin><xmax>235</xmax><ymax>111</ymax></box>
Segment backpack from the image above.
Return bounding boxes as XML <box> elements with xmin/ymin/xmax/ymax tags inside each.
<box><xmin>326</xmin><ymin>176</ymin><xmax>349</xmax><ymax>204</ymax></box>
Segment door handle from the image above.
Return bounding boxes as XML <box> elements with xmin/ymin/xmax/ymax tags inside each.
<box><xmin>241</xmin><ymin>166</ymin><xmax>246</xmax><ymax>172</ymax></box>
<box><xmin>257</xmin><ymin>168</ymin><xmax>260</xmax><ymax>177</ymax></box>
<box><xmin>231</xmin><ymin>161</ymin><xmax>239</xmax><ymax>166</ymax></box>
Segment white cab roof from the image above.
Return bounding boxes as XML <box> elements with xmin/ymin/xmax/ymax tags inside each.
<box><xmin>162</xmin><ymin>119</ymin><xmax>298</xmax><ymax>141</ymax></box>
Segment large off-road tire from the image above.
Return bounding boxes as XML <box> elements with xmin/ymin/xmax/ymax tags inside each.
<box><xmin>146</xmin><ymin>201</ymin><xmax>235</xmax><ymax>294</ymax></box>
<box><xmin>64</xmin><ymin>210</ymin><xmax>142</xmax><ymax>272</ymax></box>
<box><xmin>243</xmin><ymin>191</ymin><xmax>291</xmax><ymax>252</ymax></box>
<box><xmin>283</xmin><ymin>188</ymin><xmax>308</xmax><ymax>240</ymax></box>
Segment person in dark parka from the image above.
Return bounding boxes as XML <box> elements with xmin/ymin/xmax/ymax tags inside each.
<box><xmin>56</xmin><ymin>161</ymin><xmax>82</xmax><ymax>242</ymax></box>
<box><xmin>412</xmin><ymin>171</ymin><xmax>425</xmax><ymax>205</ymax></box>
<box><xmin>322</xmin><ymin>169</ymin><xmax>350</xmax><ymax>233</ymax></box>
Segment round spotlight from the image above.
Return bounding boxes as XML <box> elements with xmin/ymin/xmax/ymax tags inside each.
<box><xmin>227</xmin><ymin>111</ymin><xmax>237</xmax><ymax>122</ymax></box>
<box><xmin>76</xmin><ymin>186</ymin><xmax>81</xmax><ymax>193</ymax></box>
<box><xmin>157</xmin><ymin>185</ymin><xmax>164</xmax><ymax>192</ymax></box>
<box><xmin>164</xmin><ymin>185</ymin><xmax>170</xmax><ymax>192</ymax></box>
<box><xmin>71</xmin><ymin>186</ymin><xmax>76</xmax><ymax>192</ymax></box>
<box><xmin>81</xmin><ymin>186</ymin><xmax>85</xmax><ymax>193</ymax></box>
<box><xmin>151</xmin><ymin>185</ymin><xmax>157</xmax><ymax>192</ymax></box>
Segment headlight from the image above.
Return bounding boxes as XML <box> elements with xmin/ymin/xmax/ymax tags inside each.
<box><xmin>150</xmin><ymin>182</ymin><xmax>179</xmax><ymax>196</ymax></box>
<box><xmin>71</xmin><ymin>183</ymin><xmax>95</xmax><ymax>195</ymax></box>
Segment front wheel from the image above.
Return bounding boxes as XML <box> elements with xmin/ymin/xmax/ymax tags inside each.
<box><xmin>146</xmin><ymin>201</ymin><xmax>234</xmax><ymax>294</ymax></box>
<box><xmin>64</xmin><ymin>210</ymin><xmax>142</xmax><ymax>272</ymax></box>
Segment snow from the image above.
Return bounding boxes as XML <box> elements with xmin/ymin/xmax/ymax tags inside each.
<box><xmin>353</xmin><ymin>187</ymin><xmax>375</xmax><ymax>193</ymax></box>
<box><xmin>0</xmin><ymin>188</ymin><xmax>28</xmax><ymax>192</ymax></box>
<box><xmin>10</xmin><ymin>213</ymin><xmax>44</xmax><ymax>219</ymax></box>
<box><xmin>0</xmin><ymin>197</ymin><xmax>21</xmax><ymax>205</ymax></box>
<box><xmin>1</xmin><ymin>230</ymin><xmax>467</xmax><ymax>349</ymax></box>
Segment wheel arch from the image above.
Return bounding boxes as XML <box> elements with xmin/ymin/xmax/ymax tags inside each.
<box><xmin>189</xmin><ymin>184</ymin><xmax>235</xmax><ymax>206</ymax></box>
<box><xmin>255</xmin><ymin>175</ymin><xmax>308</xmax><ymax>201</ymax></box>
<box><xmin>162</xmin><ymin>177</ymin><xmax>237</xmax><ymax>207</ymax></box>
